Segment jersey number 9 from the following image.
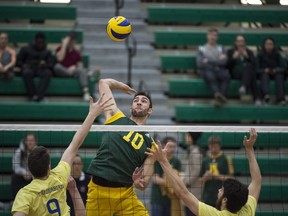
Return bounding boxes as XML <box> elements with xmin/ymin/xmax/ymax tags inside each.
<box><xmin>47</xmin><ymin>198</ymin><xmax>61</xmax><ymax>216</ymax></box>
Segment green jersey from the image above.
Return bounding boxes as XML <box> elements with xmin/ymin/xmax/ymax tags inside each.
<box><xmin>87</xmin><ymin>112</ymin><xmax>154</xmax><ymax>187</ymax></box>
<box><xmin>151</xmin><ymin>157</ymin><xmax>182</xmax><ymax>205</ymax></box>
<box><xmin>200</xmin><ymin>153</ymin><xmax>234</xmax><ymax>207</ymax></box>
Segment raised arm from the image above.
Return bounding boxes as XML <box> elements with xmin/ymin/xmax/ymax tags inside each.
<box><xmin>146</xmin><ymin>143</ymin><xmax>199</xmax><ymax>215</ymax></box>
<box><xmin>244</xmin><ymin>128</ymin><xmax>262</xmax><ymax>202</ymax></box>
<box><xmin>98</xmin><ymin>79</ymin><xmax>136</xmax><ymax>120</ymax></box>
<box><xmin>61</xmin><ymin>94</ymin><xmax>113</xmax><ymax>167</ymax></box>
<box><xmin>56</xmin><ymin>37</ymin><xmax>69</xmax><ymax>62</ymax></box>
<box><xmin>67</xmin><ymin>176</ymin><xmax>86</xmax><ymax>216</ymax></box>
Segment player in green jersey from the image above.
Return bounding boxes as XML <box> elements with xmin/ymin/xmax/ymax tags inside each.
<box><xmin>86</xmin><ymin>78</ymin><xmax>156</xmax><ymax>216</ymax></box>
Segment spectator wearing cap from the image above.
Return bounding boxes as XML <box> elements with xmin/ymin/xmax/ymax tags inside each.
<box><xmin>199</xmin><ymin>135</ymin><xmax>234</xmax><ymax>207</ymax></box>
<box><xmin>17</xmin><ymin>32</ymin><xmax>54</xmax><ymax>102</ymax></box>
<box><xmin>54</xmin><ymin>32</ymin><xmax>90</xmax><ymax>101</ymax></box>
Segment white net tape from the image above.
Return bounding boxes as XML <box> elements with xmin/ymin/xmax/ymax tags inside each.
<box><xmin>0</xmin><ymin>124</ymin><xmax>288</xmax><ymax>132</ymax></box>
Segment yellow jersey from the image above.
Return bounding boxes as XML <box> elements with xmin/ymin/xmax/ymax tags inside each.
<box><xmin>199</xmin><ymin>195</ymin><xmax>257</xmax><ymax>216</ymax></box>
<box><xmin>12</xmin><ymin>161</ymin><xmax>71</xmax><ymax>216</ymax></box>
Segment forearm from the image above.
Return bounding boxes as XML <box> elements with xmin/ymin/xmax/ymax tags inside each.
<box><xmin>99</xmin><ymin>78</ymin><xmax>126</xmax><ymax>91</ymax></box>
<box><xmin>247</xmin><ymin>148</ymin><xmax>262</xmax><ymax>184</ymax></box>
<box><xmin>56</xmin><ymin>47</ymin><xmax>67</xmax><ymax>62</ymax></box>
<box><xmin>159</xmin><ymin>159</ymin><xmax>190</xmax><ymax>197</ymax></box>
<box><xmin>68</xmin><ymin>188</ymin><xmax>86</xmax><ymax>216</ymax></box>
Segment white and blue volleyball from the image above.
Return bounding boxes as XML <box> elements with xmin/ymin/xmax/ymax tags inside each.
<box><xmin>106</xmin><ymin>16</ymin><xmax>131</xmax><ymax>42</ymax></box>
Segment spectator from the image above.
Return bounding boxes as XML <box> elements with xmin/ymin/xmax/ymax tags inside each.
<box><xmin>0</xmin><ymin>32</ymin><xmax>16</xmax><ymax>79</ymax></box>
<box><xmin>151</xmin><ymin>137</ymin><xmax>183</xmax><ymax>216</ymax></box>
<box><xmin>196</xmin><ymin>28</ymin><xmax>230</xmax><ymax>107</ymax></box>
<box><xmin>182</xmin><ymin>132</ymin><xmax>202</xmax><ymax>216</ymax></box>
<box><xmin>199</xmin><ymin>135</ymin><xmax>234</xmax><ymax>207</ymax></box>
<box><xmin>257</xmin><ymin>37</ymin><xmax>286</xmax><ymax>105</ymax></box>
<box><xmin>54</xmin><ymin>32</ymin><xmax>90</xmax><ymax>101</ymax></box>
<box><xmin>227</xmin><ymin>35</ymin><xmax>261</xmax><ymax>105</ymax></box>
<box><xmin>17</xmin><ymin>32</ymin><xmax>54</xmax><ymax>102</ymax></box>
<box><xmin>66</xmin><ymin>154</ymin><xmax>90</xmax><ymax>216</ymax></box>
<box><xmin>11</xmin><ymin>133</ymin><xmax>37</xmax><ymax>199</ymax></box>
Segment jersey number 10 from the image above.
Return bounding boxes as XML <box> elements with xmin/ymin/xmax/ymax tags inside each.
<box><xmin>123</xmin><ymin>131</ymin><xmax>144</xmax><ymax>150</ymax></box>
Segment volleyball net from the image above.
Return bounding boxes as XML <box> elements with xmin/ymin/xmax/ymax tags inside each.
<box><xmin>0</xmin><ymin>125</ymin><xmax>287</xmax><ymax>215</ymax></box>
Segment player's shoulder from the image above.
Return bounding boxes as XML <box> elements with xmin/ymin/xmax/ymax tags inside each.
<box><xmin>104</xmin><ymin>111</ymin><xmax>127</xmax><ymax>125</ymax></box>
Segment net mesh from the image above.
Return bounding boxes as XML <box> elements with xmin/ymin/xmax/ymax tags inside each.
<box><xmin>0</xmin><ymin>125</ymin><xmax>287</xmax><ymax>215</ymax></box>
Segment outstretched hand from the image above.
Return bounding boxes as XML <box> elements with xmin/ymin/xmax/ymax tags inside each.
<box><xmin>145</xmin><ymin>141</ymin><xmax>167</xmax><ymax>163</ymax></box>
<box><xmin>243</xmin><ymin>128</ymin><xmax>258</xmax><ymax>150</ymax></box>
<box><xmin>89</xmin><ymin>93</ymin><xmax>114</xmax><ymax>117</ymax></box>
<box><xmin>120</xmin><ymin>82</ymin><xmax>137</xmax><ymax>95</ymax></box>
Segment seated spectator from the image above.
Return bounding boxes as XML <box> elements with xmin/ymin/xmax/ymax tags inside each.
<box><xmin>196</xmin><ymin>28</ymin><xmax>230</xmax><ymax>107</ymax></box>
<box><xmin>17</xmin><ymin>32</ymin><xmax>54</xmax><ymax>102</ymax></box>
<box><xmin>66</xmin><ymin>154</ymin><xmax>90</xmax><ymax>216</ymax></box>
<box><xmin>227</xmin><ymin>35</ymin><xmax>261</xmax><ymax>105</ymax></box>
<box><xmin>54</xmin><ymin>32</ymin><xmax>90</xmax><ymax>101</ymax></box>
<box><xmin>256</xmin><ymin>37</ymin><xmax>286</xmax><ymax>105</ymax></box>
<box><xmin>0</xmin><ymin>32</ymin><xmax>16</xmax><ymax>79</ymax></box>
<box><xmin>11</xmin><ymin>133</ymin><xmax>37</xmax><ymax>199</ymax></box>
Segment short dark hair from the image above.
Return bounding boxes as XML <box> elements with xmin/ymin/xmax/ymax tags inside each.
<box><xmin>187</xmin><ymin>132</ymin><xmax>202</xmax><ymax>144</ymax></box>
<box><xmin>28</xmin><ymin>146</ymin><xmax>50</xmax><ymax>178</ymax></box>
<box><xmin>35</xmin><ymin>32</ymin><xmax>46</xmax><ymax>40</ymax></box>
<box><xmin>208</xmin><ymin>28</ymin><xmax>218</xmax><ymax>33</ymax></box>
<box><xmin>133</xmin><ymin>91</ymin><xmax>152</xmax><ymax>108</ymax></box>
<box><xmin>223</xmin><ymin>178</ymin><xmax>249</xmax><ymax>213</ymax></box>
<box><xmin>208</xmin><ymin>135</ymin><xmax>222</xmax><ymax>146</ymax></box>
<box><xmin>162</xmin><ymin>136</ymin><xmax>177</xmax><ymax>146</ymax></box>
<box><xmin>69</xmin><ymin>31</ymin><xmax>77</xmax><ymax>40</ymax></box>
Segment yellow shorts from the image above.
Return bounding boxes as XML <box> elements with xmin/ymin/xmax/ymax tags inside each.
<box><xmin>86</xmin><ymin>179</ymin><xmax>149</xmax><ymax>216</ymax></box>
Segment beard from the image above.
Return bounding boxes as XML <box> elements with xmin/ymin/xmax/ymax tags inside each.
<box><xmin>215</xmin><ymin>195</ymin><xmax>224</xmax><ymax>210</ymax></box>
<box><xmin>131</xmin><ymin>107</ymin><xmax>149</xmax><ymax>118</ymax></box>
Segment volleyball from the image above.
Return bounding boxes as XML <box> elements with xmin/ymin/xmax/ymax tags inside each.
<box><xmin>106</xmin><ymin>16</ymin><xmax>131</xmax><ymax>42</ymax></box>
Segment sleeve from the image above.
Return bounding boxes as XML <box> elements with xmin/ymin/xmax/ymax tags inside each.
<box><xmin>51</xmin><ymin>161</ymin><xmax>71</xmax><ymax>187</ymax></box>
<box><xmin>256</xmin><ymin>54</ymin><xmax>265</xmax><ymax>74</ymax></box>
<box><xmin>11</xmin><ymin>189</ymin><xmax>32</xmax><ymax>215</ymax></box>
<box><xmin>196</xmin><ymin>46</ymin><xmax>208</xmax><ymax>70</ymax></box>
<box><xmin>104</xmin><ymin>111</ymin><xmax>126</xmax><ymax>124</ymax></box>
<box><xmin>12</xmin><ymin>149</ymin><xmax>26</xmax><ymax>176</ymax></box>
<box><xmin>55</xmin><ymin>46</ymin><xmax>61</xmax><ymax>53</ymax></box>
<box><xmin>275</xmin><ymin>53</ymin><xmax>286</xmax><ymax>74</ymax></box>
<box><xmin>226</xmin><ymin>48</ymin><xmax>235</xmax><ymax>71</ymax></box>
<box><xmin>16</xmin><ymin>47</ymin><xmax>26</xmax><ymax>67</ymax></box>
<box><xmin>247</xmin><ymin>195</ymin><xmax>257</xmax><ymax>214</ymax></box>
<box><xmin>45</xmin><ymin>50</ymin><xmax>56</xmax><ymax>69</ymax></box>
<box><xmin>75</xmin><ymin>50</ymin><xmax>82</xmax><ymax>63</ymax></box>
<box><xmin>198</xmin><ymin>202</ymin><xmax>221</xmax><ymax>216</ymax></box>
<box><xmin>199</xmin><ymin>158</ymin><xmax>206</xmax><ymax>177</ymax></box>
<box><xmin>154</xmin><ymin>162</ymin><xmax>162</xmax><ymax>175</ymax></box>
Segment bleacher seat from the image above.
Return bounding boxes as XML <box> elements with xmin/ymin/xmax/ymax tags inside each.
<box><xmin>0</xmin><ymin>4</ymin><xmax>76</xmax><ymax>21</ymax></box>
<box><xmin>0</xmin><ymin>27</ymin><xmax>83</xmax><ymax>44</ymax></box>
<box><xmin>0</xmin><ymin>131</ymin><xmax>103</xmax><ymax>149</ymax></box>
<box><xmin>175</xmin><ymin>104</ymin><xmax>288</xmax><ymax>123</ymax></box>
<box><xmin>168</xmin><ymin>79</ymin><xmax>288</xmax><ymax>98</ymax></box>
<box><xmin>147</xmin><ymin>4</ymin><xmax>288</xmax><ymax>24</ymax></box>
<box><xmin>154</xmin><ymin>29</ymin><xmax>288</xmax><ymax>47</ymax></box>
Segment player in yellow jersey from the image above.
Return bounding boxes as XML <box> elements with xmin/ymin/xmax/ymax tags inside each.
<box><xmin>146</xmin><ymin>128</ymin><xmax>261</xmax><ymax>216</ymax></box>
<box><xmin>11</xmin><ymin>94</ymin><xmax>113</xmax><ymax>216</ymax></box>
<box><xmin>86</xmin><ymin>79</ymin><xmax>156</xmax><ymax>216</ymax></box>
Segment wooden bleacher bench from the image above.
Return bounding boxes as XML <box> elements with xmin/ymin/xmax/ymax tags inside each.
<box><xmin>147</xmin><ymin>4</ymin><xmax>288</xmax><ymax>24</ymax></box>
